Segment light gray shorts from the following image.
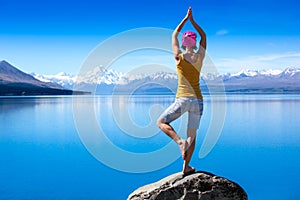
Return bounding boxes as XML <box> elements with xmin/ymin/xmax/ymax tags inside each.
<box><xmin>159</xmin><ymin>97</ymin><xmax>204</xmax><ymax>129</ymax></box>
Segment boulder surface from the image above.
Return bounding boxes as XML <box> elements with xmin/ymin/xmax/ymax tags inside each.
<box><xmin>127</xmin><ymin>171</ymin><xmax>247</xmax><ymax>200</ymax></box>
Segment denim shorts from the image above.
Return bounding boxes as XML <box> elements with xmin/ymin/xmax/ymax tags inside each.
<box><xmin>159</xmin><ymin>97</ymin><xmax>204</xmax><ymax>129</ymax></box>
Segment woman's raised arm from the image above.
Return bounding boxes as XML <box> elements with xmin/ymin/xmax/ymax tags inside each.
<box><xmin>172</xmin><ymin>8</ymin><xmax>191</xmax><ymax>60</ymax></box>
<box><xmin>189</xmin><ymin>8</ymin><xmax>206</xmax><ymax>57</ymax></box>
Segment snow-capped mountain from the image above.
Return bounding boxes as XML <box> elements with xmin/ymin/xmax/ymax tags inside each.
<box><xmin>32</xmin><ymin>66</ymin><xmax>126</xmax><ymax>90</ymax></box>
<box><xmin>232</xmin><ymin>68</ymin><xmax>299</xmax><ymax>78</ymax></box>
<box><xmin>75</xmin><ymin>66</ymin><xmax>124</xmax><ymax>85</ymax></box>
<box><xmin>279</xmin><ymin>67</ymin><xmax>300</xmax><ymax>78</ymax></box>
<box><xmin>32</xmin><ymin>72</ymin><xmax>77</xmax><ymax>90</ymax></box>
<box><xmin>33</xmin><ymin>66</ymin><xmax>300</xmax><ymax>94</ymax></box>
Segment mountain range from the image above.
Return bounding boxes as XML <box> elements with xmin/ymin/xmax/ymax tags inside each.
<box><xmin>0</xmin><ymin>60</ymin><xmax>89</xmax><ymax>95</ymax></box>
<box><xmin>32</xmin><ymin>65</ymin><xmax>300</xmax><ymax>94</ymax></box>
<box><xmin>1</xmin><ymin>60</ymin><xmax>299</xmax><ymax>95</ymax></box>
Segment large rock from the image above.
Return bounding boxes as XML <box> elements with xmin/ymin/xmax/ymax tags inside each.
<box><xmin>128</xmin><ymin>171</ymin><xmax>247</xmax><ymax>200</ymax></box>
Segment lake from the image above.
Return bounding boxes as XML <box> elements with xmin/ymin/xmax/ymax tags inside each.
<box><xmin>0</xmin><ymin>94</ymin><xmax>299</xmax><ymax>200</ymax></box>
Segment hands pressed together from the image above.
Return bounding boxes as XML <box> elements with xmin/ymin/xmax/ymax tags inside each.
<box><xmin>184</xmin><ymin>7</ymin><xmax>194</xmax><ymax>21</ymax></box>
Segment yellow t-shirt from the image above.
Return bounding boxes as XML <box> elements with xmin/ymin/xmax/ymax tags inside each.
<box><xmin>176</xmin><ymin>54</ymin><xmax>203</xmax><ymax>99</ymax></box>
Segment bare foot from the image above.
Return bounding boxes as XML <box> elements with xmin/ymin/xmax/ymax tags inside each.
<box><xmin>178</xmin><ymin>139</ymin><xmax>188</xmax><ymax>159</ymax></box>
<box><xmin>182</xmin><ymin>165</ymin><xmax>195</xmax><ymax>175</ymax></box>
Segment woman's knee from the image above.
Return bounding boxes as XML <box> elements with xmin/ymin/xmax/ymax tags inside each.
<box><xmin>157</xmin><ymin>118</ymin><xmax>164</xmax><ymax>128</ymax></box>
<box><xmin>157</xmin><ymin>118</ymin><xmax>172</xmax><ymax>131</ymax></box>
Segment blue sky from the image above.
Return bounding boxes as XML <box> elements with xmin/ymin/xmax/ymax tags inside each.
<box><xmin>0</xmin><ymin>0</ymin><xmax>300</xmax><ymax>74</ymax></box>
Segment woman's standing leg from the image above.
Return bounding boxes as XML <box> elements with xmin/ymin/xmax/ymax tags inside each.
<box><xmin>183</xmin><ymin>128</ymin><xmax>197</xmax><ymax>174</ymax></box>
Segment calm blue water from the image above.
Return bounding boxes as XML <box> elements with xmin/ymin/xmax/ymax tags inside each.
<box><xmin>0</xmin><ymin>95</ymin><xmax>299</xmax><ymax>200</ymax></box>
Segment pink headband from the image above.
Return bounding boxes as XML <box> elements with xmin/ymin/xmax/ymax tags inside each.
<box><xmin>182</xmin><ymin>31</ymin><xmax>197</xmax><ymax>47</ymax></box>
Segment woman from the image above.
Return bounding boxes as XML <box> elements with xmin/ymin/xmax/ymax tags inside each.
<box><xmin>157</xmin><ymin>7</ymin><xmax>206</xmax><ymax>175</ymax></box>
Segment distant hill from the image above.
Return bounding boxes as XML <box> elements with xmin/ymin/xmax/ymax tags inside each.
<box><xmin>0</xmin><ymin>60</ymin><xmax>89</xmax><ymax>96</ymax></box>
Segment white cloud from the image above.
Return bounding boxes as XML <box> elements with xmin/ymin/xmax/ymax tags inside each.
<box><xmin>212</xmin><ymin>52</ymin><xmax>300</xmax><ymax>73</ymax></box>
<box><xmin>250</xmin><ymin>52</ymin><xmax>300</xmax><ymax>62</ymax></box>
<box><xmin>216</xmin><ymin>29</ymin><xmax>229</xmax><ymax>36</ymax></box>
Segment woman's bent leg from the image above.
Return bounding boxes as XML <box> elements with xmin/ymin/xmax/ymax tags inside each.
<box><xmin>157</xmin><ymin>119</ymin><xmax>187</xmax><ymax>159</ymax></box>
